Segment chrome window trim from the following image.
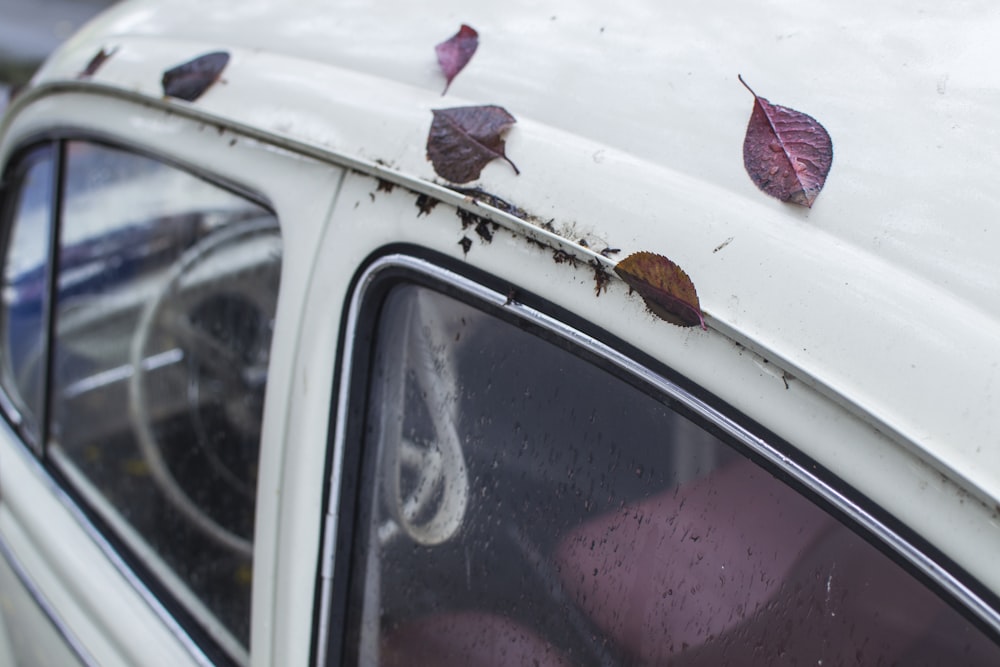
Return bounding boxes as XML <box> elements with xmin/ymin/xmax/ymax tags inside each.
<box><xmin>316</xmin><ymin>253</ymin><xmax>1000</xmax><ymax>664</ymax></box>
<box><xmin>0</xmin><ymin>418</ymin><xmax>215</xmax><ymax>667</ymax></box>
<box><xmin>0</xmin><ymin>528</ymin><xmax>97</xmax><ymax>667</ymax></box>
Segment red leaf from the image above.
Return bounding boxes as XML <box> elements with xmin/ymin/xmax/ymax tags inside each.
<box><xmin>740</xmin><ymin>75</ymin><xmax>832</xmax><ymax>208</ymax></box>
<box><xmin>436</xmin><ymin>24</ymin><xmax>479</xmax><ymax>95</ymax></box>
<box><xmin>162</xmin><ymin>51</ymin><xmax>230</xmax><ymax>102</ymax></box>
<box><xmin>614</xmin><ymin>252</ymin><xmax>706</xmax><ymax>330</ymax></box>
<box><xmin>426</xmin><ymin>105</ymin><xmax>520</xmax><ymax>184</ymax></box>
<box><xmin>78</xmin><ymin>47</ymin><xmax>117</xmax><ymax>79</ymax></box>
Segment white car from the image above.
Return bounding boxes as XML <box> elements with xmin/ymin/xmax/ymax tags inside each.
<box><xmin>1</xmin><ymin>0</ymin><xmax>999</xmax><ymax>665</ymax></box>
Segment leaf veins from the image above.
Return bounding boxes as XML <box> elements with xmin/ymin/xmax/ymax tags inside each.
<box><xmin>739</xmin><ymin>75</ymin><xmax>832</xmax><ymax>208</ymax></box>
<box><xmin>162</xmin><ymin>51</ymin><xmax>230</xmax><ymax>102</ymax></box>
<box><xmin>426</xmin><ymin>105</ymin><xmax>520</xmax><ymax>184</ymax></box>
<box><xmin>614</xmin><ymin>252</ymin><xmax>706</xmax><ymax>330</ymax></box>
<box><xmin>436</xmin><ymin>24</ymin><xmax>479</xmax><ymax>95</ymax></box>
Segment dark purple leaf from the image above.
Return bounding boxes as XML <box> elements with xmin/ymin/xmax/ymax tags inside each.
<box><xmin>78</xmin><ymin>47</ymin><xmax>117</xmax><ymax>79</ymax></box>
<box><xmin>614</xmin><ymin>252</ymin><xmax>706</xmax><ymax>329</ymax></box>
<box><xmin>740</xmin><ymin>75</ymin><xmax>833</xmax><ymax>208</ymax></box>
<box><xmin>162</xmin><ymin>51</ymin><xmax>230</xmax><ymax>102</ymax></box>
<box><xmin>426</xmin><ymin>105</ymin><xmax>520</xmax><ymax>183</ymax></box>
<box><xmin>436</xmin><ymin>24</ymin><xmax>478</xmax><ymax>95</ymax></box>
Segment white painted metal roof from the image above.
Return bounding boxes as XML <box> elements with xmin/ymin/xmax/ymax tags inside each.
<box><xmin>21</xmin><ymin>0</ymin><xmax>1000</xmax><ymax>507</ymax></box>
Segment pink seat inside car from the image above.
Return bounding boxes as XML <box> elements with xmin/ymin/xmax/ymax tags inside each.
<box><xmin>554</xmin><ymin>460</ymin><xmax>941</xmax><ymax>665</ymax></box>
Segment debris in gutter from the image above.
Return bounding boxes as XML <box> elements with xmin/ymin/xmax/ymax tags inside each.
<box><xmin>552</xmin><ymin>249</ymin><xmax>579</xmax><ymax>267</ymax></box>
<box><xmin>590</xmin><ymin>259</ymin><xmax>611</xmax><ymax>296</ymax></box>
<box><xmin>415</xmin><ymin>193</ymin><xmax>440</xmax><ymax>216</ymax></box>
<box><xmin>474</xmin><ymin>219</ymin><xmax>493</xmax><ymax>243</ymax></box>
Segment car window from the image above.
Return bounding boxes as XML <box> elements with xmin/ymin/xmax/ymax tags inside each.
<box><xmin>0</xmin><ymin>140</ymin><xmax>283</xmax><ymax>657</ymax></box>
<box><xmin>0</xmin><ymin>144</ymin><xmax>55</xmax><ymax>449</ymax></box>
<box><xmin>336</xmin><ymin>281</ymin><xmax>1000</xmax><ymax>666</ymax></box>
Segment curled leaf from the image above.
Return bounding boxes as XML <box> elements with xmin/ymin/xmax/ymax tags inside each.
<box><xmin>162</xmin><ymin>51</ymin><xmax>230</xmax><ymax>102</ymax></box>
<box><xmin>426</xmin><ymin>105</ymin><xmax>520</xmax><ymax>183</ymax></box>
<box><xmin>436</xmin><ymin>24</ymin><xmax>479</xmax><ymax>95</ymax></box>
<box><xmin>78</xmin><ymin>47</ymin><xmax>117</xmax><ymax>79</ymax></box>
<box><xmin>614</xmin><ymin>252</ymin><xmax>706</xmax><ymax>330</ymax></box>
<box><xmin>740</xmin><ymin>75</ymin><xmax>832</xmax><ymax>208</ymax></box>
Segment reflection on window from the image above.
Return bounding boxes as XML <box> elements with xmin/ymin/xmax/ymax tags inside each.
<box><xmin>0</xmin><ymin>145</ymin><xmax>54</xmax><ymax>446</ymax></box>
<box><xmin>344</xmin><ymin>284</ymin><xmax>1000</xmax><ymax>666</ymax></box>
<box><xmin>49</xmin><ymin>141</ymin><xmax>281</xmax><ymax>656</ymax></box>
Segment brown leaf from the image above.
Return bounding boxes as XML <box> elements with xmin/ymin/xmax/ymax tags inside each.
<box><xmin>436</xmin><ymin>24</ymin><xmax>478</xmax><ymax>95</ymax></box>
<box><xmin>740</xmin><ymin>75</ymin><xmax>832</xmax><ymax>208</ymax></box>
<box><xmin>162</xmin><ymin>51</ymin><xmax>230</xmax><ymax>102</ymax></box>
<box><xmin>426</xmin><ymin>105</ymin><xmax>520</xmax><ymax>183</ymax></box>
<box><xmin>78</xmin><ymin>47</ymin><xmax>117</xmax><ymax>79</ymax></box>
<box><xmin>614</xmin><ymin>252</ymin><xmax>706</xmax><ymax>330</ymax></box>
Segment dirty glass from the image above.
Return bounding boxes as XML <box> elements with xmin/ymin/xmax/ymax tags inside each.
<box><xmin>47</xmin><ymin>141</ymin><xmax>281</xmax><ymax>655</ymax></box>
<box><xmin>0</xmin><ymin>145</ymin><xmax>54</xmax><ymax>448</ymax></box>
<box><xmin>343</xmin><ymin>284</ymin><xmax>1000</xmax><ymax>666</ymax></box>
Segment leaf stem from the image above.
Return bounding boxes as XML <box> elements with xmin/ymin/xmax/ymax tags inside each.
<box><xmin>737</xmin><ymin>74</ymin><xmax>757</xmax><ymax>98</ymax></box>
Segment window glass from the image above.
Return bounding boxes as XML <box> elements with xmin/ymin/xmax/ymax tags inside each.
<box><xmin>0</xmin><ymin>145</ymin><xmax>54</xmax><ymax>446</ymax></box>
<box><xmin>343</xmin><ymin>283</ymin><xmax>1000</xmax><ymax>666</ymax></box>
<box><xmin>49</xmin><ymin>141</ymin><xmax>281</xmax><ymax>651</ymax></box>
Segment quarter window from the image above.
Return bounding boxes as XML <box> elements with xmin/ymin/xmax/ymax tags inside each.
<box><xmin>337</xmin><ymin>280</ymin><xmax>1000</xmax><ymax>666</ymax></box>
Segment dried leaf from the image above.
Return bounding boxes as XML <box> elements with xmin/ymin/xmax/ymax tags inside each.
<box><xmin>740</xmin><ymin>75</ymin><xmax>832</xmax><ymax>208</ymax></box>
<box><xmin>78</xmin><ymin>47</ymin><xmax>117</xmax><ymax>79</ymax></box>
<box><xmin>614</xmin><ymin>252</ymin><xmax>706</xmax><ymax>330</ymax></box>
<box><xmin>162</xmin><ymin>51</ymin><xmax>230</xmax><ymax>102</ymax></box>
<box><xmin>436</xmin><ymin>24</ymin><xmax>478</xmax><ymax>95</ymax></box>
<box><xmin>427</xmin><ymin>105</ymin><xmax>520</xmax><ymax>183</ymax></box>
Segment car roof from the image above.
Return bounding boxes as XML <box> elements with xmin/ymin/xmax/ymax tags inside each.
<box><xmin>14</xmin><ymin>0</ymin><xmax>1000</xmax><ymax>506</ymax></box>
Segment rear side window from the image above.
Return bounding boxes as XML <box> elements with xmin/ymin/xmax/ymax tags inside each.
<box><xmin>0</xmin><ymin>140</ymin><xmax>282</xmax><ymax>661</ymax></box>
<box><xmin>333</xmin><ymin>278</ymin><xmax>1000</xmax><ymax>666</ymax></box>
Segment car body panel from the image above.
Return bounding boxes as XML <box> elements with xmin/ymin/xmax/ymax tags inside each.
<box><xmin>20</xmin><ymin>0</ymin><xmax>1000</xmax><ymax>513</ymax></box>
<box><xmin>0</xmin><ymin>0</ymin><xmax>999</xmax><ymax>664</ymax></box>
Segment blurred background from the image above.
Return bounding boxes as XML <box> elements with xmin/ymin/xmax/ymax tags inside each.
<box><xmin>1</xmin><ymin>0</ymin><xmax>117</xmax><ymax>111</ymax></box>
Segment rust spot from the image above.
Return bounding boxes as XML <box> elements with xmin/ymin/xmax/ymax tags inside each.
<box><xmin>415</xmin><ymin>193</ymin><xmax>439</xmax><ymax>217</ymax></box>
<box><xmin>590</xmin><ymin>259</ymin><xmax>610</xmax><ymax>296</ymax></box>
<box><xmin>458</xmin><ymin>236</ymin><xmax>472</xmax><ymax>256</ymax></box>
